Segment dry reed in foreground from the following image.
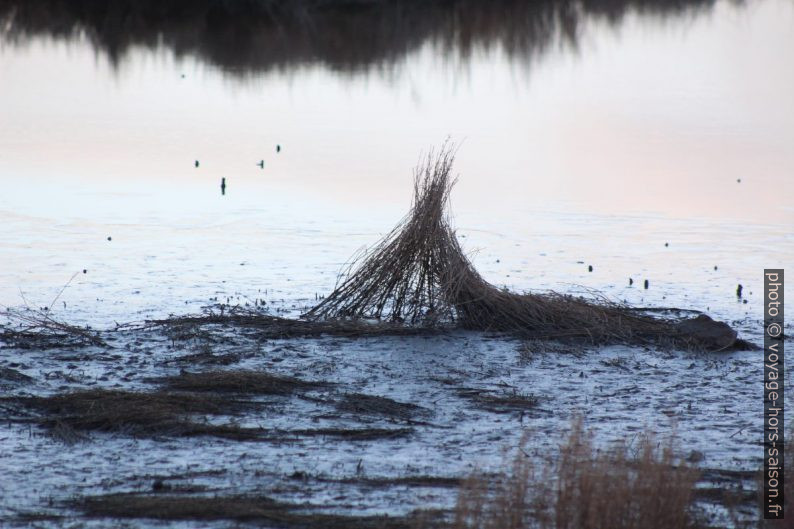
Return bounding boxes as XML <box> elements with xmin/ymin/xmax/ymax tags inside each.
<box><xmin>305</xmin><ymin>145</ymin><xmax>741</xmax><ymax>351</ymax></box>
<box><xmin>451</xmin><ymin>420</ymin><xmax>700</xmax><ymax>529</ymax></box>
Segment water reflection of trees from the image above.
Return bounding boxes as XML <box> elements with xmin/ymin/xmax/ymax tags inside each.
<box><xmin>0</xmin><ymin>0</ymin><xmax>718</xmax><ymax>75</ymax></box>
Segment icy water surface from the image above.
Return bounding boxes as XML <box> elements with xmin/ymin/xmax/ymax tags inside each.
<box><xmin>1</xmin><ymin>0</ymin><xmax>793</xmax><ymax>526</ymax></box>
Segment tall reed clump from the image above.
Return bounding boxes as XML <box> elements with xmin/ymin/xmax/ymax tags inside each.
<box><xmin>305</xmin><ymin>144</ymin><xmax>740</xmax><ymax>350</ymax></box>
<box><xmin>451</xmin><ymin>420</ymin><xmax>700</xmax><ymax>529</ymax></box>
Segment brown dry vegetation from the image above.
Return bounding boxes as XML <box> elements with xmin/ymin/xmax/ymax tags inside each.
<box><xmin>0</xmin><ymin>307</ymin><xmax>105</xmax><ymax>348</ymax></box>
<box><xmin>4</xmin><ymin>370</ymin><xmax>425</xmax><ymax>443</ymax></box>
<box><xmin>337</xmin><ymin>393</ymin><xmax>430</xmax><ymax>420</ymax></box>
<box><xmin>305</xmin><ymin>145</ymin><xmax>741</xmax><ymax>351</ymax></box>
<box><xmin>0</xmin><ymin>147</ymin><xmax>745</xmax><ymax>352</ymax></box>
<box><xmin>461</xmin><ymin>390</ymin><xmax>540</xmax><ymax>414</ymax></box>
<box><xmin>450</xmin><ymin>420</ymin><xmax>700</xmax><ymax>529</ymax></box>
<box><xmin>17</xmin><ymin>389</ymin><xmax>262</xmax><ymax>440</ymax></box>
<box><xmin>149</xmin><ymin>307</ymin><xmax>441</xmax><ymax>338</ymax></box>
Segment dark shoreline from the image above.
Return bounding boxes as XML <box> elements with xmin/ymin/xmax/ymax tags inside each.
<box><xmin>0</xmin><ymin>0</ymin><xmax>719</xmax><ymax>74</ymax></box>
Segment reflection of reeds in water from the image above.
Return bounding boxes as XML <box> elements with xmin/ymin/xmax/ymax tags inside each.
<box><xmin>0</xmin><ymin>0</ymin><xmax>716</xmax><ymax>75</ymax></box>
<box><xmin>305</xmin><ymin>144</ymin><xmax>740</xmax><ymax>350</ymax></box>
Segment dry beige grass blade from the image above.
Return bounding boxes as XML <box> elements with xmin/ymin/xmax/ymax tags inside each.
<box><xmin>450</xmin><ymin>420</ymin><xmax>700</xmax><ymax>529</ymax></box>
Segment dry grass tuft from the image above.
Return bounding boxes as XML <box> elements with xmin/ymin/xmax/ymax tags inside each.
<box><xmin>337</xmin><ymin>393</ymin><xmax>429</xmax><ymax>420</ymax></box>
<box><xmin>452</xmin><ymin>419</ymin><xmax>700</xmax><ymax>529</ymax></box>
<box><xmin>462</xmin><ymin>390</ymin><xmax>540</xmax><ymax>413</ymax></box>
<box><xmin>304</xmin><ymin>144</ymin><xmax>740</xmax><ymax>351</ymax></box>
<box><xmin>18</xmin><ymin>389</ymin><xmax>261</xmax><ymax>440</ymax></box>
<box><xmin>0</xmin><ymin>307</ymin><xmax>105</xmax><ymax>348</ymax></box>
<box><xmin>159</xmin><ymin>369</ymin><xmax>329</xmax><ymax>395</ymax></box>
<box><xmin>150</xmin><ymin>305</ymin><xmax>440</xmax><ymax>338</ymax></box>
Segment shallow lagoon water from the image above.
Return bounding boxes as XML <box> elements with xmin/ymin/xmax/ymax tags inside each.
<box><xmin>0</xmin><ymin>0</ymin><xmax>793</xmax><ymax>526</ymax></box>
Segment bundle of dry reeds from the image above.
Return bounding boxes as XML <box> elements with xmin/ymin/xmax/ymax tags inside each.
<box><xmin>305</xmin><ymin>145</ymin><xmax>740</xmax><ymax>351</ymax></box>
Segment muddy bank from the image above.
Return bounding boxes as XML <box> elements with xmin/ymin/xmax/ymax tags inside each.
<box><xmin>0</xmin><ymin>303</ymin><xmax>765</xmax><ymax>528</ymax></box>
<box><xmin>5</xmin><ymin>369</ymin><xmax>426</xmax><ymax>443</ymax></box>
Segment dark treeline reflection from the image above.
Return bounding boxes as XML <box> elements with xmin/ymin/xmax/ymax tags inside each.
<box><xmin>0</xmin><ymin>0</ymin><xmax>719</xmax><ymax>75</ymax></box>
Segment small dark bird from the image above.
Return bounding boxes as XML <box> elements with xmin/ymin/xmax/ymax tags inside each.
<box><xmin>257</xmin><ymin>160</ymin><xmax>264</xmax><ymax>168</ymax></box>
<box><xmin>107</xmin><ymin>236</ymin><xmax>112</xmax><ymax>241</ymax></box>
<box><xmin>195</xmin><ymin>160</ymin><xmax>199</xmax><ymax>168</ymax></box>
<box><xmin>83</xmin><ymin>269</ymin><xmax>87</xmax><ymax>274</ymax></box>
<box><xmin>644</xmin><ymin>279</ymin><xmax>649</xmax><ymax>289</ymax></box>
<box><xmin>588</xmin><ymin>265</ymin><xmax>593</xmax><ymax>272</ymax></box>
<box><xmin>714</xmin><ymin>265</ymin><xmax>718</xmax><ymax>270</ymax></box>
<box><xmin>276</xmin><ymin>145</ymin><xmax>281</xmax><ymax>153</ymax></box>
<box><xmin>221</xmin><ymin>177</ymin><xmax>226</xmax><ymax>195</ymax></box>
<box><xmin>664</xmin><ymin>242</ymin><xmax>669</xmax><ymax>247</ymax></box>
<box><xmin>629</xmin><ymin>277</ymin><xmax>633</xmax><ymax>286</ymax></box>
<box><xmin>737</xmin><ymin>178</ymin><xmax>741</xmax><ymax>183</ymax></box>
<box><xmin>736</xmin><ymin>284</ymin><xmax>743</xmax><ymax>298</ymax></box>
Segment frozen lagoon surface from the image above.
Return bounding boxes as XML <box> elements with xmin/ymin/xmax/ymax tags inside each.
<box><xmin>1</xmin><ymin>0</ymin><xmax>793</xmax><ymax>526</ymax></box>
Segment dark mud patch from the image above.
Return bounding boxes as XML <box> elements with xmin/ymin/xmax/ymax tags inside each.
<box><xmin>163</xmin><ymin>347</ymin><xmax>243</xmax><ymax>366</ymax></box>
<box><xmin>289</xmin><ymin>427</ymin><xmax>415</xmax><ymax>441</ymax></box>
<box><xmin>337</xmin><ymin>393</ymin><xmax>430</xmax><ymax>421</ymax></box>
<box><xmin>3</xmin><ymin>377</ymin><xmax>419</xmax><ymax>443</ymax></box>
<box><xmin>311</xmin><ymin>475</ymin><xmax>462</xmax><ymax>489</ymax></box>
<box><xmin>459</xmin><ymin>389</ymin><xmax>540</xmax><ymax>413</ymax></box>
<box><xmin>158</xmin><ymin>369</ymin><xmax>331</xmax><ymax>395</ymax></box>
<box><xmin>10</xmin><ymin>389</ymin><xmax>263</xmax><ymax>440</ymax></box>
<box><xmin>0</xmin><ymin>366</ymin><xmax>34</xmax><ymax>385</ymax></box>
<box><xmin>151</xmin><ymin>309</ymin><xmax>443</xmax><ymax>339</ymax></box>
<box><xmin>73</xmin><ymin>493</ymin><xmax>444</xmax><ymax>528</ymax></box>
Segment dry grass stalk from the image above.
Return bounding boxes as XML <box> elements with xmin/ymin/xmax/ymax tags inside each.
<box><xmin>452</xmin><ymin>420</ymin><xmax>700</xmax><ymax>529</ymax></box>
<box><xmin>306</xmin><ymin>147</ymin><xmax>459</xmax><ymax>326</ymax></box>
<box><xmin>305</xmin><ymin>144</ymin><xmax>740</xmax><ymax>351</ymax></box>
<box><xmin>0</xmin><ymin>307</ymin><xmax>105</xmax><ymax>348</ymax></box>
